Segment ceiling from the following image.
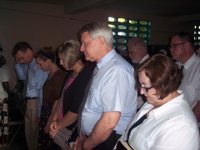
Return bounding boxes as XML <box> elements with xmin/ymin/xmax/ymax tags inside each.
<box><xmin>6</xmin><ymin>0</ymin><xmax>200</xmax><ymax>18</ymax></box>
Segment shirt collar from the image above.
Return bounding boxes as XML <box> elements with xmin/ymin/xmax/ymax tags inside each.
<box><xmin>96</xmin><ymin>49</ymin><xmax>116</xmax><ymax>69</ymax></box>
<box><xmin>140</xmin><ymin>54</ymin><xmax>150</xmax><ymax>64</ymax></box>
<box><xmin>30</xmin><ymin>58</ymin><xmax>35</xmax><ymax>65</ymax></box>
<box><xmin>184</xmin><ymin>53</ymin><xmax>197</xmax><ymax>70</ymax></box>
<box><xmin>150</xmin><ymin>90</ymin><xmax>184</xmax><ymax>119</ymax></box>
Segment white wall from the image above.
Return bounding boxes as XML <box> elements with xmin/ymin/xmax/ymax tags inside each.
<box><xmin>0</xmin><ymin>1</ymin><xmax>65</xmax><ymax>86</ymax></box>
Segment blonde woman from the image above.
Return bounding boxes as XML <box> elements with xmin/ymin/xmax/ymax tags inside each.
<box><xmin>49</xmin><ymin>40</ymin><xmax>93</xmax><ymax>149</ymax></box>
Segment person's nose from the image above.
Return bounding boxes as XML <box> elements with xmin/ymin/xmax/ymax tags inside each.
<box><xmin>19</xmin><ymin>60</ymin><xmax>24</xmax><ymax>63</ymax></box>
<box><xmin>80</xmin><ymin>44</ymin><xmax>85</xmax><ymax>52</ymax></box>
<box><xmin>59</xmin><ymin>60</ymin><xmax>63</xmax><ymax>66</ymax></box>
<box><xmin>140</xmin><ymin>88</ymin><xmax>145</xmax><ymax>95</ymax></box>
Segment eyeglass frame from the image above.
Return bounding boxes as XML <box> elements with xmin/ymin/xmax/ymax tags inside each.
<box><xmin>169</xmin><ymin>41</ymin><xmax>188</xmax><ymax>49</ymax></box>
<box><xmin>139</xmin><ymin>84</ymin><xmax>153</xmax><ymax>93</ymax></box>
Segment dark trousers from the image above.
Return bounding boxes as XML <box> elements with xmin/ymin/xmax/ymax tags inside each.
<box><xmin>93</xmin><ymin>131</ymin><xmax>121</xmax><ymax>150</ymax></box>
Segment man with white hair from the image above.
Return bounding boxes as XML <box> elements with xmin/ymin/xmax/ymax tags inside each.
<box><xmin>127</xmin><ymin>37</ymin><xmax>150</xmax><ymax>109</ymax></box>
<box><xmin>75</xmin><ymin>22</ymin><xmax>138</xmax><ymax>150</ymax></box>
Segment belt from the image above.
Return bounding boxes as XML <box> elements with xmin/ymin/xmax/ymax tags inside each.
<box><xmin>26</xmin><ymin>97</ymin><xmax>38</xmax><ymax>100</ymax></box>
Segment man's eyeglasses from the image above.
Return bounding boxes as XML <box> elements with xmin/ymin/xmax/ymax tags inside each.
<box><xmin>139</xmin><ymin>85</ymin><xmax>153</xmax><ymax>93</ymax></box>
<box><xmin>169</xmin><ymin>41</ymin><xmax>187</xmax><ymax>49</ymax></box>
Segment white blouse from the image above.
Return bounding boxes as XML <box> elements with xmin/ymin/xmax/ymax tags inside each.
<box><xmin>119</xmin><ymin>91</ymin><xmax>200</xmax><ymax>150</ymax></box>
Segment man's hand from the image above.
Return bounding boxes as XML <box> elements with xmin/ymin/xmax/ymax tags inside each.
<box><xmin>81</xmin><ymin>112</ymin><xmax>121</xmax><ymax>149</ymax></box>
<box><xmin>73</xmin><ymin>134</ymin><xmax>87</xmax><ymax>150</ymax></box>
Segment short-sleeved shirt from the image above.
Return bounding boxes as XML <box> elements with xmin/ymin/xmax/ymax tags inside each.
<box><xmin>15</xmin><ymin>59</ymin><xmax>48</xmax><ymax>115</ymax></box>
<box><xmin>15</xmin><ymin>63</ymin><xmax>26</xmax><ymax>80</ymax></box>
<box><xmin>81</xmin><ymin>50</ymin><xmax>138</xmax><ymax>135</ymax></box>
<box><xmin>26</xmin><ymin>59</ymin><xmax>48</xmax><ymax>99</ymax></box>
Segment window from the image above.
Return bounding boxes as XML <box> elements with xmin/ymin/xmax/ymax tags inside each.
<box><xmin>194</xmin><ymin>23</ymin><xmax>200</xmax><ymax>56</ymax></box>
<box><xmin>108</xmin><ymin>17</ymin><xmax>151</xmax><ymax>56</ymax></box>
<box><xmin>194</xmin><ymin>24</ymin><xmax>200</xmax><ymax>46</ymax></box>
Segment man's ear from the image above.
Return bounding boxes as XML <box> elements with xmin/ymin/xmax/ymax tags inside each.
<box><xmin>98</xmin><ymin>36</ymin><xmax>106</xmax><ymax>45</ymax></box>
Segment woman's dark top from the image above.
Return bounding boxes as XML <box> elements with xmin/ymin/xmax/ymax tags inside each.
<box><xmin>62</xmin><ymin>66</ymin><xmax>93</xmax><ymax>129</ymax></box>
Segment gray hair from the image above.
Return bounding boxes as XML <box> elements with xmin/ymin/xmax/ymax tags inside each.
<box><xmin>128</xmin><ymin>37</ymin><xmax>147</xmax><ymax>52</ymax></box>
<box><xmin>78</xmin><ymin>22</ymin><xmax>114</xmax><ymax>47</ymax></box>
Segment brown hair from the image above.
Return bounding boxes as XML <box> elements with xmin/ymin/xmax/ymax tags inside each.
<box><xmin>138</xmin><ymin>54</ymin><xmax>183</xmax><ymax>99</ymax></box>
<box><xmin>12</xmin><ymin>41</ymin><xmax>32</xmax><ymax>56</ymax></box>
<box><xmin>34</xmin><ymin>49</ymin><xmax>56</xmax><ymax>62</ymax></box>
<box><xmin>169</xmin><ymin>32</ymin><xmax>194</xmax><ymax>48</ymax></box>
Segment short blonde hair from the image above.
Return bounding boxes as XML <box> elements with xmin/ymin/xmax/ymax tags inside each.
<box><xmin>57</xmin><ymin>40</ymin><xmax>82</xmax><ymax>68</ymax></box>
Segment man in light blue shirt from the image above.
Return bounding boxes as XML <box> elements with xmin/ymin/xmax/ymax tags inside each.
<box><xmin>75</xmin><ymin>22</ymin><xmax>138</xmax><ymax>150</ymax></box>
<box><xmin>12</xmin><ymin>42</ymin><xmax>47</xmax><ymax>150</ymax></box>
<box><xmin>15</xmin><ymin>63</ymin><xmax>26</xmax><ymax>81</ymax></box>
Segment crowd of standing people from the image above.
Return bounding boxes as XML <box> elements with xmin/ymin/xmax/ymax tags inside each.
<box><xmin>0</xmin><ymin>22</ymin><xmax>199</xmax><ymax>150</ymax></box>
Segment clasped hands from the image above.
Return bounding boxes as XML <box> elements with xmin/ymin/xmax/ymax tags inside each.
<box><xmin>49</xmin><ymin>121</ymin><xmax>60</xmax><ymax>138</ymax></box>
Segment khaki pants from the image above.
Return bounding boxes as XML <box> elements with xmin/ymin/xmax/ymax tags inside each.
<box><xmin>25</xmin><ymin>99</ymin><xmax>39</xmax><ymax>150</ymax></box>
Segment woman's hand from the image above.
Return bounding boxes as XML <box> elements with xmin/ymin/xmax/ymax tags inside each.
<box><xmin>49</xmin><ymin>121</ymin><xmax>58</xmax><ymax>138</ymax></box>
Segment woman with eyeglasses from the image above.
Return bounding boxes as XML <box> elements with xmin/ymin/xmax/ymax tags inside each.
<box><xmin>115</xmin><ymin>54</ymin><xmax>199</xmax><ymax>150</ymax></box>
